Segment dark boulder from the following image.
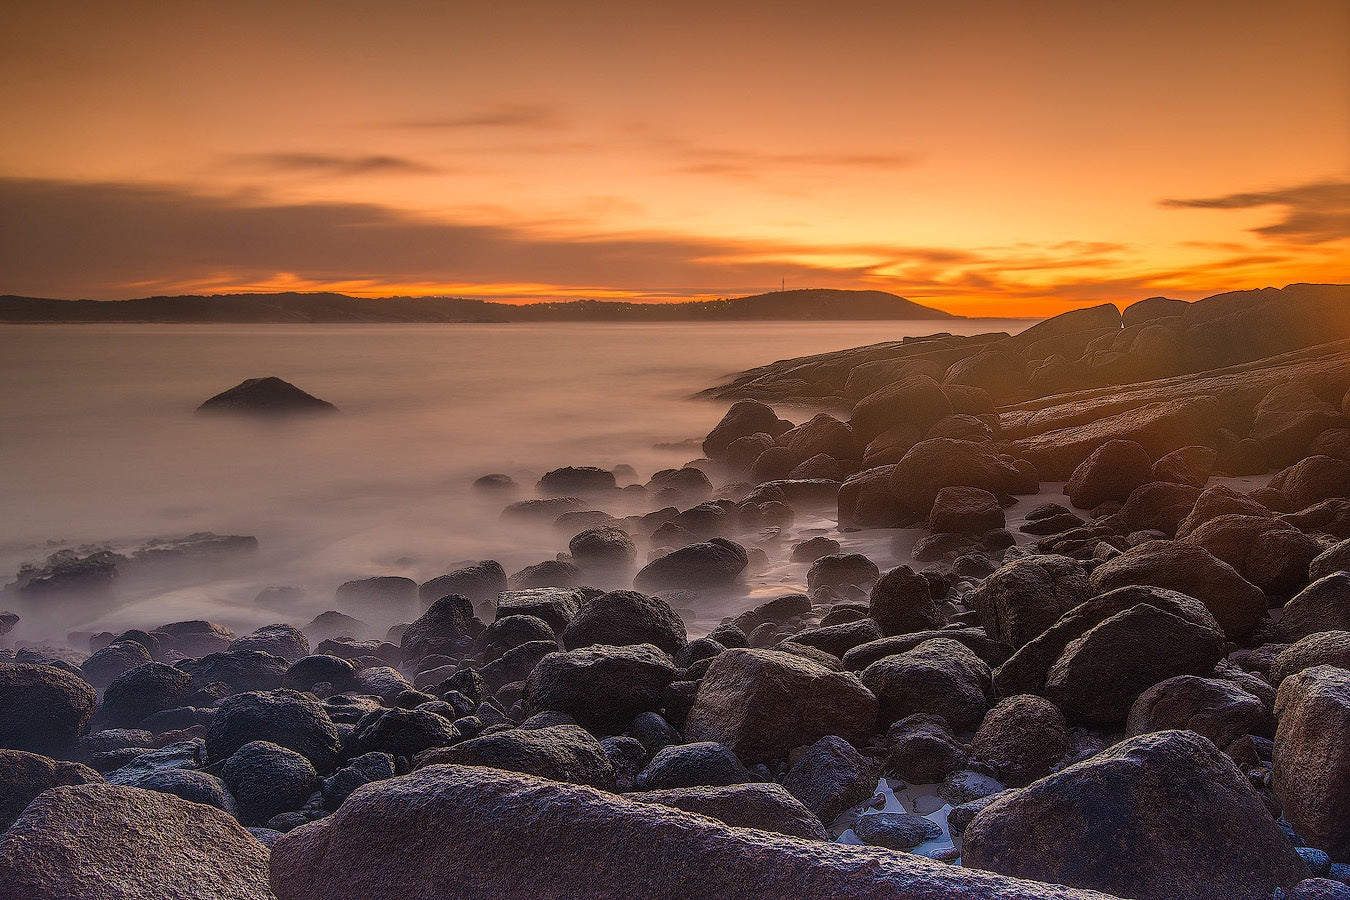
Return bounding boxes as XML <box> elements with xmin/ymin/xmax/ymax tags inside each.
<box><xmin>1126</xmin><ymin>675</ymin><xmax>1265</xmax><ymax>749</ymax></box>
<box><xmin>0</xmin><ymin>662</ymin><xmax>96</xmax><ymax>756</ymax></box>
<box><xmin>623</xmin><ymin>783</ymin><xmax>827</xmax><ymax>840</ymax></box>
<box><xmin>345</xmin><ymin>707</ymin><xmax>459</xmax><ymax>759</ymax></box>
<box><xmin>561</xmin><ymin>590</ymin><xmax>686</xmax><ymax>656</ymax></box>
<box><xmin>928</xmin><ymin>486</ymin><xmax>1005</xmax><ymax>534</ymax></box>
<box><xmin>0</xmin><ymin>749</ymin><xmax>103</xmax><ymax>831</ymax></box>
<box><xmin>849</xmin><ymin>375</ymin><xmax>954</xmax><ymax>446</ymax></box>
<box><xmin>862</xmin><ymin>638</ymin><xmax>995</xmax><ymax>732</ymax></box>
<box><xmin>806</xmin><ymin>552</ymin><xmax>880</xmax><ymax>595</ymax></box>
<box><xmin>785</xmin><ymin>619</ymin><xmax>881</xmax><ymax>658</ymax></box>
<box><xmin>634</xmin><ymin>539</ymin><xmax>748</xmax><ymax>593</ymax></box>
<box><xmin>1152</xmin><ymin>445</ymin><xmax>1216</xmax><ymax>488</ymax></box>
<box><xmin>970</xmin><ymin>695</ymin><xmax>1070</xmax><ymax>788</ymax></box>
<box><xmin>222</xmin><ymin>740</ymin><xmax>319</xmax><ymax>826</ymax></box>
<box><xmin>1184</xmin><ymin>514</ymin><xmax>1321</xmax><ymax>598</ymax></box>
<box><xmin>505</xmin><ymin>559</ymin><xmax>582</xmax><ymax>591</ymax></box>
<box><xmin>495</xmin><ymin>587</ymin><xmax>583</xmax><ymax>632</ymax></box>
<box><xmin>634</xmin><ymin>740</ymin><xmax>755</xmax><ymax>790</ymax></box>
<box><xmin>838</xmin><ymin>465</ymin><xmax>911</xmax><ymax>528</ymax></box>
<box><xmin>1270</xmin><ymin>632</ymin><xmax>1350</xmax><ymax>685</ymax></box>
<box><xmin>400</xmin><ymin>594</ymin><xmax>480</xmax><ymax>663</ymax></box>
<box><xmin>781</xmin><ymin>735</ymin><xmax>880</xmax><ymax>826</ymax></box>
<box><xmin>962</xmin><ymin>730</ymin><xmax>1308</xmax><ymax>900</ymax></box>
<box><xmin>731</xmin><ymin>593</ymin><xmax>813</xmax><ymax>633</ymax></box>
<box><xmin>868</xmin><ymin>565</ymin><xmax>942</xmax><ymax>637</ymax></box>
<box><xmin>417</xmin><ymin>723</ymin><xmax>616</xmax><ymax>791</ymax></box>
<box><xmin>474</xmin><ymin>615</ymin><xmax>557</xmax><ymax>662</ymax></box>
<box><xmin>95</xmin><ymin>663</ymin><xmax>196</xmax><ymax>730</ymax></box>
<box><xmin>320</xmin><ymin>751</ymin><xmax>395</xmax><ymax>810</ymax></box>
<box><xmin>178</xmin><ymin>650</ymin><xmax>288</xmax><ymax>693</ymax></box>
<box><xmin>229</xmin><ymin>624</ymin><xmax>310</xmax><ymax>662</ymax></box>
<box><xmin>852</xmin><ymin>812</ymin><xmax>943</xmax><ymax>851</ymax></box>
<box><xmin>969</xmin><ymin>555</ymin><xmax>1091</xmax><ymax>650</ymax></box>
<box><xmin>538</xmin><ymin>466</ymin><xmax>616</xmax><ymax>496</ymax></box>
<box><xmin>335</xmin><ymin>576</ymin><xmax>418</xmax><ymax>618</ymax></box>
<box><xmin>80</xmin><ymin>640</ymin><xmax>153</xmax><ymax>689</ymax></box>
<box><xmin>1276</xmin><ymin>574</ymin><xmax>1350</xmax><ymax>642</ymax></box>
<box><xmin>1065</xmin><ymin>440</ymin><xmax>1154</xmax><ymax>510</ymax></box>
<box><xmin>568</xmin><ymin>526</ymin><xmax>637</xmax><ymax>569</ymax></box>
<box><xmin>281</xmin><ymin>654</ymin><xmax>357</xmax><ymax>693</ymax></box>
<box><xmin>703</xmin><ymin>400</ymin><xmax>792</xmax><ymax>459</ymax></box>
<box><xmin>887</xmin><ymin>713</ymin><xmax>968</xmax><ymax>784</ymax></box>
<box><xmin>205</xmin><ymin>689</ymin><xmax>342</xmax><ymax>772</ymax></box>
<box><xmin>112</xmin><ymin>768</ymin><xmax>236</xmax><ymax>815</ymax></box>
<box><xmin>523</xmin><ymin>644</ymin><xmax>678</xmax><ymax>736</ymax></box>
<box><xmin>419</xmin><ymin>560</ymin><xmax>507</xmax><ymax>610</ymax></box>
<box><xmin>1274</xmin><ymin>665</ymin><xmax>1350</xmax><ymax>859</ymax></box>
<box><xmin>890</xmin><ymin>438</ymin><xmax>1030</xmax><ymax>517</ymax></box>
<box><xmin>197</xmin><ymin>376</ymin><xmax>337</xmax><ymax>416</ymax></box>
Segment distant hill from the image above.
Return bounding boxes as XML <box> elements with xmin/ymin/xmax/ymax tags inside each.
<box><xmin>0</xmin><ymin>288</ymin><xmax>962</xmax><ymax>323</ymax></box>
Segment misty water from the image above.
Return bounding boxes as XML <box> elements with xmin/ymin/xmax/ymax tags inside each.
<box><xmin>0</xmin><ymin>320</ymin><xmax>1029</xmax><ymax>645</ymax></box>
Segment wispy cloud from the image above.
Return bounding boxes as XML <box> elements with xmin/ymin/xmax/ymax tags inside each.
<box><xmin>394</xmin><ymin>102</ymin><xmax>564</xmax><ymax>131</ymax></box>
<box><xmin>1162</xmin><ymin>178</ymin><xmax>1350</xmax><ymax>244</ymax></box>
<box><xmin>670</xmin><ymin>146</ymin><xmax>920</xmax><ymax>181</ymax></box>
<box><xmin>227</xmin><ymin>153</ymin><xmax>441</xmax><ymax>177</ymax></box>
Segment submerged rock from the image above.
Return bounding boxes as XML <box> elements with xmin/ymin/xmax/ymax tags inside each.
<box><xmin>197</xmin><ymin>376</ymin><xmax>338</xmax><ymax>415</ymax></box>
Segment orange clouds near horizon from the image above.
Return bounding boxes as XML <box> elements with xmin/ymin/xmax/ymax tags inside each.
<box><xmin>1</xmin><ymin>2</ymin><xmax>1347</xmax><ymax>317</ymax></box>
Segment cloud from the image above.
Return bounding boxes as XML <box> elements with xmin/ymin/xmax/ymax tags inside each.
<box><xmin>670</xmin><ymin>146</ymin><xmax>920</xmax><ymax>181</ymax></box>
<box><xmin>226</xmin><ymin>153</ymin><xmax>441</xmax><ymax>177</ymax></box>
<box><xmin>1162</xmin><ymin>178</ymin><xmax>1350</xmax><ymax>244</ymax></box>
<box><xmin>395</xmin><ymin>102</ymin><xmax>564</xmax><ymax>131</ymax></box>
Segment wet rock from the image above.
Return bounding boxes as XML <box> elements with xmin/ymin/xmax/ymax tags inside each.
<box><xmin>646</xmin><ymin>467</ymin><xmax>715</xmax><ymax>502</ymax></box>
<box><xmin>222</xmin><ymin>740</ymin><xmax>319</xmax><ymax>826</ymax></box>
<box><xmin>1090</xmin><ymin>540</ymin><xmax>1267</xmax><ymax>641</ymax></box>
<box><xmin>731</xmin><ymin>593</ymin><xmax>813</xmax><ymax>633</ymax></box>
<box><xmin>417</xmin><ymin>723</ymin><xmax>616</xmax><ymax>790</ymax></box>
<box><xmin>624</xmin><ymin>782</ymin><xmax>827</xmax><ymax>840</ymax></box>
<box><xmin>113</xmin><ymin>767</ymin><xmax>236</xmax><ymax>814</ymax></box>
<box><xmin>634</xmin><ymin>538</ymin><xmax>748</xmax><ymax>593</ymax></box>
<box><xmin>963</xmin><ymin>730</ymin><xmax>1308</xmax><ymax>900</ymax></box>
<box><xmin>1064</xmin><ymin>440</ymin><xmax>1154</xmax><ymax>510</ymax></box>
<box><xmin>568</xmin><ymin>526</ymin><xmax>637</xmax><ymax>569</ymax></box>
<box><xmin>561</xmin><ymin>590</ymin><xmax>686</xmax><ymax>656</ymax></box>
<box><xmin>197</xmin><ymin>376</ymin><xmax>337</xmax><ymax>416</ymax></box>
<box><xmin>852</xmin><ymin>811</ymin><xmax>943</xmax><ymax>851</ymax></box>
<box><xmin>205</xmin><ymin>689</ymin><xmax>342</xmax><ymax>772</ymax></box>
<box><xmin>523</xmin><ymin>644</ymin><xmax>677</xmax><ymax>736</ymax></box>
<box><xmin>267</xmin><ymin>763</ymin><xmax>1116</xmax><ymax>900</ymax></box>
<box><xmin>350</xmin><ymin>666</ymin><xmax>413</xmax><ymax>702</ymax></box>
<box><xmin>790</xmin><ymin>536</ymin><xmax>841</xmax><ymax>562</ymax></box>
<box><xmin>928</xmin><ymin>485</ymin><xmax>1005</xmax><ymax>535</ymax></box>
<box><xmin>0</xmin><ymin>662</ymin><xmax>95</xmax><ymax>756</ymax></box>
<box><xmin>844</xmin><ymin>627</ymin><xmax>1013</xmax><ymax>672</ymax></box>
<box><xmin>969</xmin><ymin>555</ymin><xmax>1091</xmax><ymax>650</ymax></box>
<box><xmin>838</xmin><ymin>464</ymin><xmax>912</xmax><ymax>528</ymax></box>
<box><xmin>506</xmin><ymin>559</ymin><xmax>582</xmax><ymax>591</ymax></box>
<box><xmin>1276</xmin><ymin>573</ymin><xmax>1350</xmax><ymax>642</ymax></box>
<box><xmin>335</xmin><ymin>575</ymin><xmax>418</xmax><ymax>619</ymax></box>
<box><xmin>479</xmin><ymin>640</ymin><xmax>557</xmax><ymax>693</ymax></box>
<box><xmin>281</xmin><ymin>655</ymin><xmax>357</xmax><ymax>693</ymax></box>
<box><xmin>634</xmin><ymin>740</ymin><xmax>755</xmax><ymax>790</ymax></box>
<box><xmin>1310</xmin><ymin>540</ymin><xmax>1350</xmax><ymax>582</ymax></box>
<box><xmin>1260</xmin><ymin>455</ymin><xmax>1350</xmax><ymax>512</ymax></box>
<box><xmin>474</xmin><ymin>615</ymin><xmax>557</xmax><ymax>662</ymax></box>
<box><xmin>971</xmin><ymin>695</ymin><xmax>1070</xmax><ymax>788</ymax></box>
<box><xmin>179</xmin><ymin>650</ymin><xmax>288</xmax><ymax>693</ymax></box>
<box><xmin>419</xmin><ymin>560</ymin><xmax>507</xmax><ymax>611</ymax></box>
<box><xmin>703</xmin><ymin>400</ymin><xmax>792</xmax><ymax>459</ymax></box>
<box><xmin>0</xmin><ymin>749</ymin><xmax>103</xmax><ymax>831</ymax></box>
<box><xmin>781</xmin><ymin>735</ymin><xmax>880</xmax><ymax>826</ymax></box>
<box><xmin>1105</xmin><ymin>480</ymin><xmax>1203</xmax><ymax>538</ymax></box>
<box><xmin>862</xmin><ymin>638</ymin><xmax>995</xmax><ymax>731</ymax></box>
<box><xmin>849</xmin><ymin>375</ymin><xmax>954</xmax><ymax>446</ymax></box>
<box><xmin>684</xmin><ymin>649</ymin><xmax>877</xmax><ymax>765</ymax></box>
<box><xmin>806</xmin><ymin>552</ymin><xmax>880</xmax><ymax>596</ymax></box>
<box><xmin>494</xmin><ymin>587</ymin><xmax>583</xmax><ymax>632</ymax></box>
<box><xmin>1275</xmin><ymin>665</ymin><xmax>1350</xmax><ymax>858</ymax></box>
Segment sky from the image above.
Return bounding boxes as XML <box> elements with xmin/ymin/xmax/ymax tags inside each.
<box><xmin>0</xmin><ymin>1</ymin><xmax>1347</xmax><ymax>316</ymax></box>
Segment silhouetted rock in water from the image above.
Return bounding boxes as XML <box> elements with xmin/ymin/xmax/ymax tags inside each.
<box><xmin>335</xmin><ymin>575</ymin><xmax>418</xmax><ymax>619</ymax></box>
<box><xmin>132</xmin><ymin>531</ymin><xmax>259</xmax><ymax>565</ymax></box>
<box><xmin>537</xmin><ymin>465</ymin><xmax>616</xmax><ymax>496</ymax></box>
<box><xmin>962</xmin><ymin>730</ymin><xmax>1308</xmax><ymax>900</ymax></box>
<box><xmin>268</xmin><ymin>764</ymin><xmax>1119</xmax><ymax>900</ymax></box>
<box><xmin>472</xmin><ymin>472</ymin><xmax>518</xmax><ymax>493</ymax></box>
<box><xmin>0</xmin><ymin>782</ymin><xmax>275</xmax><ymax>899</ymax></box>
<box><xmin>6</xmin><ymin>548</ymin><xmax>122</xmax><ymax>599</ymax></box>
<box><xmin>197</xmin><ymin>376</ymin><xmax>338</xmax><ymax>416</ymax></box>
<box><xmin>0</xmin><ymin>750</ymin><xmax>103</xmax><ymax>832</ymax></box>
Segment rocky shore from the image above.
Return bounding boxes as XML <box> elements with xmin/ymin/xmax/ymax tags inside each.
<box><xmin>3</xmin><ymin>284</ymin><xmax>1350</xmax><ymax>899</ymax></box>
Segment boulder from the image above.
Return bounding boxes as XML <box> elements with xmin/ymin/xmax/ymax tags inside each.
<box><xmin>281</xmin><ymin>654</ymin><xmax>357</xmax><ymax>693</ymax></box>
<box><xmin>635</xmin><ymin>741</ymin><xmax>755</xmax><ymax>791</ymax></box>
<box><xmin>178</xmin><ymin>650</ymin><xmax>288</xmax><ymax>693</ymax></box>
<box><xmin>785</xmin><ymin>620</ymin><xmax>881</xmax><ymax>658</ymax></box>
<box><xmin>568</xmin><ymin>526</ymin><xmax>637</xmax><ymax>569</ymax></box>
<box><xmin>506</xmin><ymin>559</ymin><xmax>582</xmax><ymax>591</ymax></box>
<box><xmin>861</xmin><ymin>638</ymin><xmax>995</xmax><ymax>731</ymax></box>
<box><xmin>229</xmin><ymin>625</ymin><xmax>310</xmax><ymax>663</ymax></box>
<box><xmin>838</xmin><ymin>465</ymin><xmax>911</xmax><ymax>528</ymax></box>
<box><xmin>111</xmin><ymin>767</ymin><xmax>236</xmax><ymax>814</ymax></box>
<box><xmin>400</xmin><ymin>594</ymin><xmax>480</xmax><ymax>663</ymax></box>
<box><xmin>886</xmin><ymin>713</ymin><xmax>968</xmax><ymax>784</ymax></box>
<box><xmin>1126</xmin><ymin>675</ymin><xmax>1265</xmax><ymax>749</ymax></box>
<box><xmin>1065</xmin><ymin>440</ymin><xmax>1154</xmax><ymax>510</ymax></box>
<box><xmin>345</xmin><ymin>707</ymin><xmax>458</xmax><ymax>759</ymax></box>
<box><xmin>417</xmin><ymin>724</ymin><xmax>616</xmax><ymax>790</ymax></box>
<box><xmin>222</xmin><ymin>740</ymin><xmax>319</xmax><ymax>826</ymax></box>
<box><xmin>267</xmin><ymin>764</ymin><xmax>1117</xmax><ymax>899</ymax></box>
<box><xmin>844</xmin><ymin>628</ymin><xmax>1014</xmax><ymax>672</ymax></box>
<box><xmin>1274</xmin><ymin>665</ymin><xmax>1350</xmax><ymax>858</ymax></box>
<box><xmin>928</xmin><ymin>486</ymin><xmax>1005</xmax><ymax>534</ymax></box>
<box><xmin>1105</xmin><ymin>481</ymin><xmax>1202</xmax><ymax>538</ymax></box>
<box><xmin>1310</xmin><ymin>540</ymin><xmax>1350</xmax><ymax>582</ymax></box>
<box><xmin>320</xmin><ymin>751</ymin><xmax>395</xmax><ymax>810</ymax></box>
<box><xmin>781</xmin><ymin>735</ymin><xmax>880</xmax><ymax>826</ymax></box>
<box><xmin>852</xmin><ymin>812</ymin><xmax>944</xmax><ymax>851</ymax></box>
<box><xmin>538</xmin><ymin>466</ymin><xmax>616</xmax><ymax>496</ymax></box>
<box><xmin>561</xmin><ymin>590</ymin><xmax>686</xmax><ymax>656</ymax></box>
<box><xmin>1270</xmin><ymin>632</ymin><xmax>1350</xmax><ymax>685</ymax></box>
<box><xmin>334</xmin><ymin>576</ymin><xmax>418</xmax><ymax>618</ymax></box>
<box><xmin>96</xmin><ymin>662</ymin><xmax>194</xmax><ymax>729</ymax></box>
<box><xmin>419</xmin><ymin>560</ymin><xmax>507</xmax><ymax>610</ymax></box>
<box><xmin>495</xmin><ymin>587</ymin><xmax>583</xmax><ymax>632</ymax></box>
<box><xmin>197</xmin><ymin>376</ymin><xmax>336</xmax><ymax>416</ymax></box>
<box><xmin>634</xmin><ymin>539</ymin><xmax>748</xmax><ymax>593</ymax></box>
<box><xmin>205</xmin><ymin>689</ymin><xmax>342</xmax><ymax>772</ymax></box>
<box><xmin>1152</xmin><ymin>445</ymin><xmax>1216</xmax><ymax>488</ymax></box>
<box><xmin>703</xmin><ymin>400</ymin><xmax>792</xmax><ymax>459</ymax></box>
<box><xmin>868</xmin><ymin>566</ymin><xmax>942</xmax><ymax>637</ymax></box>
<box><xmin>731</xmin><ymin>594</ymin><xmax>813</xmax><ymax>634</ymax></box>
<box><xmin>623</xmin><ymin>783</ymin><xmax>827</xmax><ymax>840</ymax></box>
<box><xmin>683</xmin><ymin>649</ymin><xmax>877</xmax><ymax>765</ymax></box>
<box><xmin>970</xmin><ymin>695</ymin><xmax>1070</xmax><ymax>788</ymax></box>
<box><xmin>80</xmin><ymin>639</ymin><xmax>154</xmax><ymax>689</ymax></box>
<box><xmin>962</xmin><ymin>730</ymin><xmax>1308</xmax><ymax>900</ymax></box>
<box><xmin>969</xmin><ymin>555</ymin><xmax>1091</xmax><ymax>649</ymax></box>
<box><xmin>0</xmin><ymin>749</ymin><xmax>102</xmax><ymax>831</ymax></box>
<box><xmin>523</xmin><ymin>644</ymin><xmax>678</xmax><ymax>736</ymax></box>
<box><xmin>1089</xmin><ymin>540</ymin><xmax>1267</xmax><ymax>641</ymax></box>
<box><xmin>1251</xmin><ymin>385</ymin><xmax>1345</xmax><ymax>466</ymax></box>
<box><xmin>890</xmin><ymin>438</ymin><xmax>1030</xmax><ymax>517</ymax></box>
<box><xmin>1261</xmin><ymin>456</ymin><xmax>1350</xmax><ymax>513</ymax></box>
<box><xmin>1175</xmin><ymin>484</ymin><xmax>1271</xmax><ymax>538</ymax></box>
<box><xmin>1184</xmin><ymin>513</ymin><xmax>1321</xmax><ymax>598</ymax></box>
<box><xmin>806</xmin><ymin>553</ymin><xmax>880</xmax><ymax>595</ymax></box>
<box><xmin>0</xmin><ymin>662</ymin><xmax>96</xmax><ymax>756</ymax></box>
<box><xmin>1276</xmin><ymin>574</ymin><xmax>1350</xmax><ymax>642</ymax></box>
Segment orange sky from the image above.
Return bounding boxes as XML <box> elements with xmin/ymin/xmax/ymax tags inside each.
<box><xmin>1</xmin><ymin>1</ymin><xmax>1347</xmax><ymax>316</ymax></box>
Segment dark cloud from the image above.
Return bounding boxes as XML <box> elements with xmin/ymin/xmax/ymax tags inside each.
<box><xmin>395</xmin><ymin>102</ymin><xmax>564</xmax><ymax>131</ymax></box>
<box><xmin>1162</xmin><ymin>178</ymin><xmax>1350</xmax><ymax>244</ymax></box>
<box><xmin>226</xmin><ymin>153</ymin><xmax>441</xmax><ymax>176</ymax></box>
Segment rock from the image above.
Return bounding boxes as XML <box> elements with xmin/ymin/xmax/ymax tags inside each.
<box><xmin>785</xmin><ymin>619</ymin><xmax>881</xmax><ymax>658</ymax></box>
<box><xmin>838</xmin><ymin>465</ymin><xmax>913</xmax><ymax>528</ymax></box>
<box><xmin>683</xmin><ymin>649</ymin><xmax>877</xmax><ymax>765</ymax></box>
<box><xmin>472</xmin><ymin>473</ymin><xmax>517</xmax><ymax>493</ymax></box>
<box><xmin>479</xmin><ymin>640</ymin><xmax>557</xmax><ymax>693</ymax></box>
<box><xmin>862</xmin><ymin>638</ymin><xmax>995</xmax><ymax>732</ymax></box>
<box><xmin>505</xmin><ymin>559</ymin><xmax>582</xmax><ymax>591</ymax></box>
<box><xmin>781</xmin><ymin>735</ymin><xmax>880</xmax><ymax>826</ymax></box>
<box><xmin>80</xmin><ymin>639</ymin><xmax>154</xmax><ymax>689</ymax></box>
<box><xmin>0</xmin><ymin>662</ymin><xmax>95</xmax><ymax>756</ymax></box>
<box><xmin>849</xmin><ymin>375</ymin><xmax>954</xmax><ymax>445</ymax></box>
<box><xmin>634</xmin><ymin>538</ymin><xmax>748</xmax><ymax>593</ymax></box>
<box><xmin>222</xmin><ymin>740</ymin><xmax>319</xmax><ymax>826</ymax></box>
<box><xmin>844</xmin><ymin>628</ymin><xmax>1013</xmax><ymax>672</ymax></box>
<box><xmin>523</xmin><ymin>644</ymin><xmax>678</xmax><ymax>736</ymax></box>
<box><xmin>1152</xmin><ymin>445</ymin><xmax>1216</xmax><ymax>488</ymax></box>
<box><xmin>1176</xmin><ymin>484</ymin><xmax>1271</xmax><ymax>538</ymax></box>
<box><xmin>790</xmin><ymin>537</ymin><xmax>841</xmax><ymax>562</ymax></box>
<box><xmin>502</xmin><ymin>497</ymin><xmax>587</xmax><ymax>523</ymax></box>
<box><xmin>320</xmin><ymin>751</ymin><xmax>395</xmax><ymax>809</ymax></box>
<box><xmin>3</xmin><ymin>783</ymin><xmax>275</xmax><ymax>900</ymax></box>
<box><xmin>351</xmin><ymin>666</ymin><xmax>413</xmax><ymax>702</ymax></box>
<box><xmin>1284</xmin><ymin>879</ymin><xmax>1350</xmax><ymax>899</ymax></box>
<box><xmin>561</xmin><ymin>590</ymin><xmax>686</xmax><ymax>656</ymax></box>
<box><xmin>852</xmin><ymin>811</ymin><xmax>943</xmax><ymax>851</ymax></box>
<box><xmin>890</xmin><ymin>438</ymin><xmax>1031</xmax><ymax>517</ymax></box>
<box><xmin>179</xmin><ymin>650</ymin><xmax>289</xmax><ymax>693</ymax></box>
<box><xmin>420</xmin><ymin>560</ymin><xmax>507</xmax><ymax>610</ymax></box>
<box><xmin>0</xmin><ymin>750</ymin><xmax>103</xmax><ymax>831</ymax></box>
<box><xmin>400</xmin><ymin>594</ymin><xmax>480</xmax><ymax>663</ymax></box>
<box><xmin>1107</xmin><ymin>481</ymin><xmax>1203</xmax><ymax>537</ymax></box>
<box><xmin>939</xmin><ymin>768</ymin><xmax>1006</xmax><ymax>805</ymax></box>
<box><xmin>281</xmin><ymin>654</ymin><xmax>357</xmax><ymax>693</ymax></box>
<box><xmin>1184</xmin><ymin>514</ymin><xmax>1321</xmax><ymax>598</ymax></box>
<box><xmin>1276</xmin><ymin>574</ymin><xmax>1350</xmax><ymax>641</ymax></box>
<box><xmin>1271</xmin><ymin>632</ymin><xmax>1350</xmax><ymax>685</ymax></box>
<box><xmin>112</xmin><ymin>767</ymin><xmax>237</xmax><ymax>814</ymax></box>
<box><xmin>494</xmin><ymin>587</ymin><xmax>583</xmax><ymax>632</ymax></box>
<box><xmin>1311</xmin><ymin>540</ymin><xmax>1350</xmax><ymax>582</ymax></box>
<box><xmin>1126</xmin><ymin>675</ymin><xmax>1265</xmax><ymax>751</ymax></box>
<box><xmin>227</xmin><ymin>625</ymin><xmax>310</xmax><ymax>663</ymax></box>
<box><xmin>928</xmin><ymin>486</ymin><xmax>1006</xmax><ymax>534</ymax></box>
<box><xmin>1044</xmin><ymin>595</ymin><xmax>1228</xmax><ymax>723</ymax></box>
<box><xmin>969</xmin><ymin>555</ymin><xmax>1091</xmax><ymax>650</ymax></box>
<box><xmin>335</xmin><ymin>575</ymin><xmax>418</xmax><ymax>618</ymax></box>
<box><xmin>868</xmin><ymin>566</ymin><xmax>942</xmax><ymax>637</ymax></box>
<box><xmin>624</xmin><ymin>783</ymin><xmax>828</xmax><ymax>840</ymax></box>
<box><xmin>1090</xmin><ymin>540</ymin><xmax>1267</xmax><ymax>641</ymax></box>
<box><xmin>538</xmin><ymin>466</ymin><xmax>616</xmax><ymax>496</ymax></box>
<box><xmin>703</xmin><ymin>400</ymin><xmax>792</xmax><ymax>459</ymax></box>
<box><xmin>267</xmin><ymin>764</ymin><xmax>1117</xmax><ymax>900</ymax></box>
<box><xmin>1262</xmin><ymin>456</ymin><xmax>1350</xmax><ymax>513</ymax></box>
<box><xmin>731</xmin><ymin>594</ymin><xmax>813</xmax><ymax>633</ymax></box>
<box><xmin>646</xmin><ymin>467</ymin><xmax>715</xmax><ymax>501</ymax></box>
<box><xmin>806</xmin><ymin>553</ymin><xmax>880</xmax><ymax>595</ymax></box>
<box><xmin>474</xmin><ymin>615</ymin><xmax>556</xmax><ymax>662</ymax></box>
<box><xmin>417</xmin><ymin>723</ymin><xmax>616</xmax><ymax>790</ymax></box>
<box><xmin>971</xmin><ymin>695</ymin><xmax>1070</xmax><ymax>788</ymax></box>
<box><xmin>568</xmin><ymin>526</ymin><xmax>637</xmax><ymax>569</ymax></box>
<box><xmin>197</xmin><ymin>376</ymin><xmax>337</xmax><ymax>416</ymax></box>
<box><xmin>1274</xmin><ymin>665</ymin><xmax>1350</xmax><ymax>858</ymax></box>
<box><xmin>1065</xmin><ymin>440</ymin><xmax>1154</xmax><ymax>509</ymax></box>
<box><xmin>205</xmin><ymin>689</ymin><xmax>342</xmax><ymax>772</ymax></box>
<box><xmin>635</xmin><ymin>740</ymin><xmax>755</xmax><ymax>790</ymax></box>
<box><xmin>346</xmin><ymin>707</ymin><xmax>458</xmax><ymax>759</ymax></box>
<box><xmin>886</xmin><ymin>713</ymin><xmax>968</xmax><ymax>783</ymax></box>
<box><xmin>963</xmin><ymin>730</ymin><xmax>1308</xmax><ymax>900</ymax></box>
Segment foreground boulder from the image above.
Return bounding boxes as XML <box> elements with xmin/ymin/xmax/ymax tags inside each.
<box><xmin>0</xmin><ymin>749</ymin><xmax>102</xmax><ymax>831</ymax></box>
<box><xmin>269</xmin><ymin>764</ymin><xmax>1117</xmax><ymax>899</ymax></box>
<box><xmin>197</xmin><ymin>376</ymin><xmax>337</xmax><ymax>416</ymax></box>
<box><xmin>0</xmin><ymin>782</ymin><xmax>275</xmax><ymax>899</ymax></box>
<box><xmin>962</xmin><ymin>730</ymin><xmax>1307</xmax><ymax>900</ymax></box>
<box><xmin>0</xmin><ymin>662</ymin><xmax>96</xmax><ymax>756</ymax></box>
<box><xmin>684</xmin><ymin>649</ymin><xmax>877</xmax><ymax>764</ymax></box>
<box><xmin>1274</xmin><ymin>665</ymin><xmax>1350</xmax><ymax>859</ymax></box>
